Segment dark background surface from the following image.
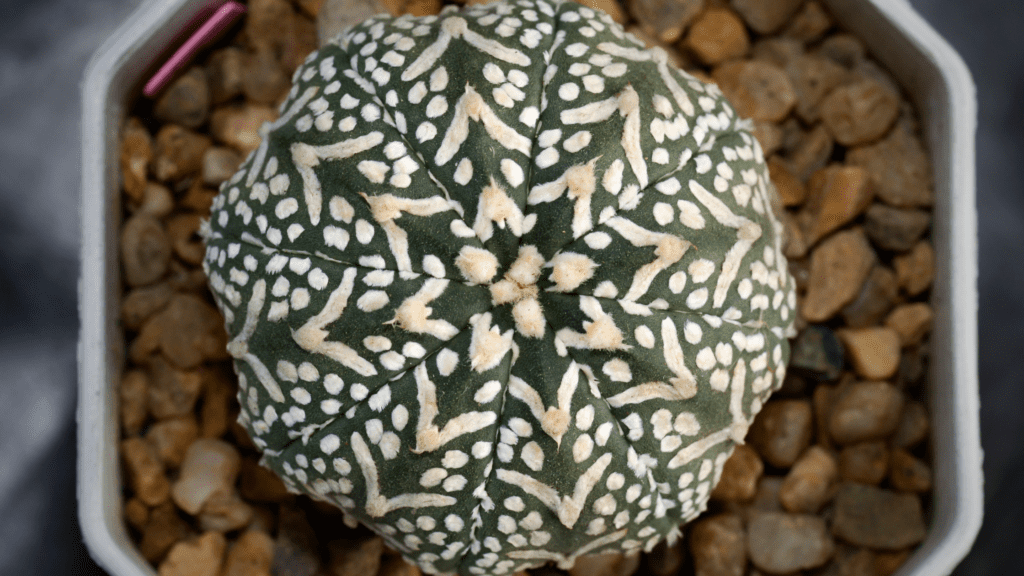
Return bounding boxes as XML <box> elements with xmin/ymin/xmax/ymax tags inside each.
<box><xmin>0</xmin><ymin>0</ymin><xmax>1020</xmax><ymax>574</ymax></box>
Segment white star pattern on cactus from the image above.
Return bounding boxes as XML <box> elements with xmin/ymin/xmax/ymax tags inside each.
<box><xmin>202</xmin><ymin>2</ymin><xmax>796</xmax><ymax>575</ymax></box>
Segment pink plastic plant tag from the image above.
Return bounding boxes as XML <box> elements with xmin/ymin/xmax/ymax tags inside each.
<box><xmin>143</xmin><ymin>1</ymin><xmax>247</xmax><ymax>98</ymax></box>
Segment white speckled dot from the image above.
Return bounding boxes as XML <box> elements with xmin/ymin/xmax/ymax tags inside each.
<box><xmin>535</xmin><ymin>147</ymin><xmax>559</xmax><ymax>168</ymax></box>
<box><xmin>669</xmin><ymin>271</ymin><xmax>687</xmax><ymax>294</ymax></box>
<box><xmin>559</xmin><ymin>82</ymin><xmax>580</xmax><ymax>100</ymax></box>
<box><xmin>563</xmin><ymin>131</ymin><xmax>591</xmax><ymax>153</ymax></box>
<box><xmin>602</xmin><ymin>62</ymin><xmax>627</xmax><ymax>77</ymax></box>
<box><xmin>291</xmin><ymin>288</ymin><xmax>309</xmax><ymax>310</ymax></box>
<box><xmin>686</xmin><ymin>287</ymin><xmax>708</xmax><ymax>309</ymax></box>
<box><xmin>653</xmin><ymin>202</ymin><xmax>673</xmax><ymax>225</ymax></box>
<box><xmin>350</xmin><ymin>383</ymin><xmax>368</xmax><ymax>401</ymax></box>
<box><xmin>689</xmin><ymin>259</ymin><xmax>715</xmax><ymax>283</ymax></box>
<box><xmin>695</xmin><ymin>348</ymin><xmax>716</xmax><ymax>370</ymax></box>
<box><xmin>501</xmin><ymin>159</ymin><xmax>524</xmax><ymax>186</ymax></box>
<box><xmin>678</xmin><ymin>200</ymin><xmax>705</xmax><ymax>229</ymax></box>
<box><xmin>635</xmin><ymin>325</ymin><xmax>655</xmax><ymax>348</ymax></box>
<box><xmin>355</xmin><ymin>219</ymin><xmax>374</xmax><ymax>244</ymax></box>
<box><xmin>290</xmin><ymin>387</ymin><xmax>311</xmax><ymax>405</ymax></box>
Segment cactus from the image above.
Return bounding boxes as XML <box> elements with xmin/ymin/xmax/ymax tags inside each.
<box><xmin>202</xmin><ymin>1</ymin><xmax>796</xmax><ymax>573</ymax></box>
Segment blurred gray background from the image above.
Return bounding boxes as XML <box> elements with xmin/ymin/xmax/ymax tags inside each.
<box><xmin>0</xmin><ymin>0</ymin><xmax>1020</xmax><ymax>573</ymax></box>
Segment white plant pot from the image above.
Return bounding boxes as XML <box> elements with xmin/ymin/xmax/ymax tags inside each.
<box><xmin>78</xmin><ymin>1</ymin><xmax>982</xmax><ymax>574</ymax></box>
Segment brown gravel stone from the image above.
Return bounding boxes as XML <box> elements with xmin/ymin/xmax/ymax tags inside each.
<box><xmin>568</xmin><ymin>552</ymin><xmax>640</xmax><ymax>576</ymax></box>
<box><xmin>832</xmin><ymin>483</ymin><xmax>926</xmax><ymax>549</ymax></box>
<box><xmin>713</xmin><ymin>60</ymin><xmax>796</xmax><ymax>122</ymax></box>
<box><xmin>317</xmin><ymin>0</ymin><xmax>390</xmax><ymax>46</ymax></box>
<box><xmin>278</xmin><ymin>10</ymin><xmax>318</xmax><ymax>73</ymax></box>
<box><xmin>121</xmin><ymin>214</ymin><xmax>171</xmax><ymax>287</ymax></box>
<box><xmin>779</xmin><ymin>445</ymin><xmax>838</xmax><ymax>513</ymax></box>
<box><xmin>839</xmin><ymin>441</ymin><xmax>889</xmax><ymax>484</ymax></box>
<box><xmin>202</xmin><ymin>146</ymin><xmax>243</xmax><ymax>187</ymax></box>
<box><xmin>379</xmin><ymin>557</ymin><xmax>421</xmax><ymax>576</ymax></box>
<box><xmin>875</xmin><ymin>550</ymin><xmax>913</xmax><ymax>576</ymax></box>
<box><xmin>748</xmin><ymin>399</ymin><xmax>813</xmax><ymax>468</ymax></box>
<box><xmin>799</xmin><ymin>165</ymin><xmax>873</xmax><ymax>246</ymax></box>
<box><xmin>200</xmin><ymin>491</ymin><xmax>255</xmax><ymax>532</ymax></box>
<box><xmin>120</xmin><ymin>117</ymin><xmax>153</xmax><ymax>202</ymax></box>
<box><xmin>892</xmin><ymin>401</ymin><xmax>929</xmax><ymax>449</ymax></box>
<box><xmin>826</xmin><ymin>547</ymin><xmax>876</xmax><ymax>576</ymax></box>
<box><xmin>223</xmin><ymin>529</ymin><xmax>275</xmax><ymax>576</ymax></box>
<box><xmin>731</xmin><ymin>0</ymin><xmax>803</xmax><ymax>34</ymax></box>
<box><xmin>211</xmin><ymin>103</ymin><xmax>279</xmax><ymax>154</ymax></box>
<box><xmin>789</xmin><ymin>325</ymin><xmax>844</xmax><ymax>382</ymax></box>
<box><xmin>781</xmin><ymin>211</ymin><xmax>809</xmax><ymax>259</ymax></box>
<box><xmin>817</xmin><ymin>33</ymin><xmax>866</xmax><ymax>68</ymax></box>
<box><xmin>750</xmin><ymin>36</ymin><xmax>804</xmax><ymax>68</ymax></box>
<box><xmin>889</xmin><ymin>449</ymin><xmax>932</xmax><ymax>493</ymax></box>
<box><xmin>403</xmin><ymin>0</ymin><xmax>444</xmax><ymax>17</ymax></box>
<box><xmin>802</xmin><ymin>228</ymin><xmax>875</xmax><ymax>323</ymax></box>
<box><xmin>153</xmin><ymin>124</ymin><xmax>211</xmax><ymax>182</ymax></box>
<box><xmin>241</xmin><ymin>458</ymin><xmax>293</xmax><ymax>503</ymax></box>
<box><xmin>864</xmin><ymin>204</ymin><xmax>931</xmax><ymax>252</ymax></box>
<box><xmin>896</xmin><ymin>342</ymin><xmax>928</xmax><ymax>389</ymax></box>
<box><xmin>854</xmin><ymin>59</ymin><xmax>901</xmax><ymax>98</ymax></box>
<box><xmin>841</xmin><ymin>265</ymin><xmax>899</xmax><ymax>328</ymax></box>
<box><xmin>711</xmin><ymin>444</ymin><xmax>763</xmax><ymax>501</ymax></box>
<box><xmin>783</xmin><ymin>1</ymin><xmax>833</xmax><ymax>43</ymax></box>
<box><xmin>120</xmin><ymin>369</ymin><xmax>150</xmax><ymax>435</ymax></box>
<box><xmin>747</xmin><ymin>476</ymin><xmax>785</xmax><ymax>518</ymax></box>
<box><xmin>246</xmin><ymin>0</ymin><xmax>299</xmax><ymax>55</ymax></box>
<box><xmin>242</xmin><ymin>46</ymin><xmax>291</xmax><ymax>105</ymax></box>
<box><xmin>159</xmin><ymin>531</ymin><xmax>226</xmax><ymax>576</ymax></box>
<box><xmin>122</xmin><ymin>437</ymin><xmax>171</xmax><ymax>506</ymax></box>
<box><xmin>784</xmin><ymin>123</ymin><xmax>834</xmax><ymax>181</ymax></box>
<box><xmin>154</xmin><ymin>67</ymin><xmax>210</xmax><ymax>129</ymax></box>
<box><xmin>768</xmin><ymin>156</ymin><xmax>806</xmax><ymax>207</ymax></box>
<box><xmin>592</xmin><ymin>0</ymin><xmax>628</xmax><ymax>24</ymax></box>
<box><xmin>747</xmin><ymin>512</ymin><xmax>834</xmax><ymax>573</ymax></box>
<box><xmin>837</xmin><ymin>327</ymin><xmax>901</xmax><ymax>381</ymax></box>
<box><xmin>326</xmin><ymin>536</ymin><xmax>384</xmax><ymax>576</ymax></box>
<box><xmin>752</xmin><ymin>121</ymin><xmax>782</xmax><ymax>156</ymax></box>
<box><xmin>885</xmin><ymin>303</ymin><xmax>933</xmax><ymax>347</ymax></box>
<box><xmin>146</xmin><ymin>415</ymin><xmax>200</xmax><ymax>468</ymax></box>
<box><xmin>140</xmin><ymin>501</ymin><xmax>191</xmax><ymax>563</ymax></box>
<box><xmin>167</xmin><ymin>213</ymin><xmax>205</xmax><ymax>265</ymax></box>
<box><xmin>201</xmin><ymin>367</ymin><xmax>236</xmax><ymax>438</ymax></box>
<box><xmin>647</xmin><ymin>540</ymin><xmax>683</xmax><ymax>576</ymax></box>
<box><xmin>147</xmin><ymin>355</ymin><xmax>203</xmax><ymax>420</ymax></box>
<box><xmin>690</xmin><ymin>514</ymin><xmax>746</xmax><ymax>576</ymax></box>
<box><xmin>893</xmin><ymin>241</ymin><xmax>934</xmax><ymax>296</ymax></box>
<box><xmin>820</xmin><ymin>79</ymin><xmax>900</xmax><ymax>146</ymax></box>
<box><xmin>125</xmin><ymin>496</ymin><xmax>150</xmax><ymax>531</ymax></box>
<box><xmin>684</xmin><ymin>8</ymin><xmax>749</xmax><ymax>66</ymax></box>
<box><xmin>847</xmin><ymin>120</ymin><xmax>933</xmax><ymax>207</ymax></box>
<box><xmin>172</xmin><ymin>438</ymin><xmax>242</xmax><ymax>515</ymax></box>
<box><xmin>157</xmin><ymin>294</ymin><xmax>229</xmax><ymax>369</ymax></box>
<box><xmin>813</xmin><ymin>383</ymin><xmax>836</xmax><ymax>447</ymax></box>
<box><xmin>829</xmin><ymin>381</ymin><xmax>904</xmax><ymax>445</ymax></box>
<box><xmin>786</xmin><ymin>54</ymin><xmax>848</xmax><ymax>123</ymax></box>
<box><xmin>628</xmin><ymin>0</ymin><xmax>704</xmax><ymax>44</ymax></box>
<box><xmin>180</xmin><ymin>181</ymin><xmax>218</xmax><ymax>214</ymax></box>
<box><xmin>276</xmin><ymin>506</ymin><xmax>322</xmax><ymax>576</ymax></box>
<box><xmin>135</xmin><ymin>182</ymin><xmax>176</xmax><ymax>218</ymax></box>
<box><xmin>206</xmin><ymin>47</ymin><xmax>245</xmax><ymax>105</ymax></box>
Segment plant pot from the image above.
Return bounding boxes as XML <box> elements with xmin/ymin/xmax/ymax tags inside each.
<box><xmin>78</xmin><ymin>1</ymin><xmax>981</xmax><ymax>574</ymax></box>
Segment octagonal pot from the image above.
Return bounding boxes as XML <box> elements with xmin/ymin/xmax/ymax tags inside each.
<box><xmin>78</xmin><ymin>1</ymin><xmax>981</xmax><ymax>574</ymax></box>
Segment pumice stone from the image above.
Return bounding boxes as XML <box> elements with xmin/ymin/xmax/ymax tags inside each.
<box><xmin>202</xmin><ymin>1</ymin><xmax>797</xmax><ymax>573</ymax></box>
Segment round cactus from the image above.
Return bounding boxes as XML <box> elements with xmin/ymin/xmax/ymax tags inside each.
<box><xmin>202</xmin><ymin>0</ymin><xmax>796</xmax><ymax>573</ymax></box>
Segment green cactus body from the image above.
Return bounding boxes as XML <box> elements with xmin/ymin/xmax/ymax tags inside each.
<box><xmin>202</xmin><ymin>1</ymin><xmax>796</xmax><ymax>573</ymax></box>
